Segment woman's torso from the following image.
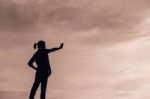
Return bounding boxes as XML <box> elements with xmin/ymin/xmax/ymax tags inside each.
<box><xmin>34</xmin><ymin>49</ymin><xmax>51</xmax><ymax>72</ymax></box>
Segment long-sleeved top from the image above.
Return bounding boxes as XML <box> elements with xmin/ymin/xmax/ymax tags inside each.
<box><xmin>28</xmin><ymin>49</ymin><xmax>54</xmax><ymax>73</ymax></box>
<box><xmin>28</xmin><ymin>46</ymin><xmax>62</xmax><ymax>75</ymax></box>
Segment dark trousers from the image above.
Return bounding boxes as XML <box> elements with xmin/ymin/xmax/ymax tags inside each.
<box><xmin>29</xmin><ymin>71</ymin><xmax>49</xmax><ymax>99</ymax></box>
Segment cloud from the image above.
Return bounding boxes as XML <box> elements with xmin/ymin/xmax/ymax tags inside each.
<box><xmin>1</xmin><ymin>1</ymin><xmax>150</xmax><ymax>99</ymax></box>
<box><xmin>0</xmin><ymin>91</ymin><xmax>27</xmax><ymax>99</ymax></box>
<box><xmin>0</xmin><ymin>0</ymin><xmax>149</xmax><ymax>33</ymax></box>
<box><xmin>0</xmin><ymin>0</ymin><xmax>150</xmax><ymax>48</ymax></box>
<box><xmin>0</xmin><ymin>0</ymin><xmax>39</xmax><ymax>33</ymax></box>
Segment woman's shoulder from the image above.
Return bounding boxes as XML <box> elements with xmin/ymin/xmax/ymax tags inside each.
<box><xmin>33</xmin><ymin>50</ymin><xmax>39</xmax><ymax>56</ymax></box>
<box><xmin>37</xmin><ymin>49</ymin><xmax>48</xmax><ymax>53</ymax></box>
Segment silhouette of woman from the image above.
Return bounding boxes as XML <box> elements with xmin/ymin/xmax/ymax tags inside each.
<box><xmin>28</xmin><ymin>40</ymin><xmax>64</xmax><ymax>99</ymax></box>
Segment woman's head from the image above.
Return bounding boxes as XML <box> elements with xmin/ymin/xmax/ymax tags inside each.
<box><xmin>34</xmin><ymin>40</ymin><xmax>46</xmax><ymax>49</ymax></box>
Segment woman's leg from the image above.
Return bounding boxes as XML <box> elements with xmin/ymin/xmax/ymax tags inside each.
<box><xmin>29</xmin><ymin>76</ymin><xmax>41</xmax><ymax>99</ymax></box>
<box><xmin>40</xmin><ymin>73</ymin><xmax>48</xmax><ymax>99</ymax></box>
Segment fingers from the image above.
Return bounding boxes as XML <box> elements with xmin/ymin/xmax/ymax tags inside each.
<box><xmin>60</xmin><ymin>43</ymin><xmax>64</xmax><ymax>49</ymax></box>
<box><xmin>61</xmin><ymin>43</ymin><xmax>64</xmax><ymax>46</ymax></box>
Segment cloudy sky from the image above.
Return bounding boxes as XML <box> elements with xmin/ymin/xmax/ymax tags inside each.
<box><xmin>1</xmin><ymin>0</ymin><xmax>150</xmax><ymax>99</ymax></box>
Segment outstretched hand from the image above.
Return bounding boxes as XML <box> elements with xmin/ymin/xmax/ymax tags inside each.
<box><xmin>59</xmin><ymin>43</ymin><xmax>64</xmax><ymax>49</ymax></box>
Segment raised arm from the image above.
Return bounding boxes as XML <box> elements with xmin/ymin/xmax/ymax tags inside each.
<box><xmin>27</xmin><ymin>54</ymin><xmax>37</xmax><ymax>70</ymax></box>
<box><xmin>46</xmin><ymin>43</ymin><xmax>64</xmax><ymax>53</ymax></box>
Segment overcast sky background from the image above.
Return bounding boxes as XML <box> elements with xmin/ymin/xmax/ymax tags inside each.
<box><xmin>1</xmin><ymin>0</ymin><xmax>150</xmax><ymax>99</ymax></box>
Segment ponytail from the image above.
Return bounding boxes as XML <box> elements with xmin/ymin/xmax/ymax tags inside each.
<box><xmin>34</xmin><ymin>43</ymin><xmax>37</xmax><ymax>49</ymax></box>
